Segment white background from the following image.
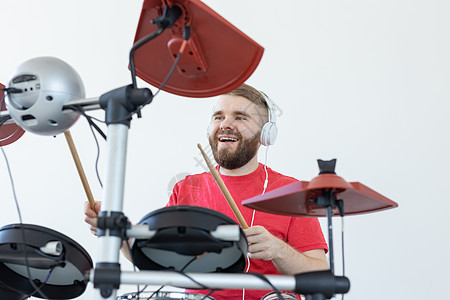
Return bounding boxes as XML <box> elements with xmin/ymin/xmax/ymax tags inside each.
<box><xmin>0</xmin><ymin>0</ymin><xmax>449</xmax><ymax>299</ymax></box>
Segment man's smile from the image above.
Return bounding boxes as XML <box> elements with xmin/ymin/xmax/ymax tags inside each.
<box><xmin>218</xmin><ymin>135</ymin><xmax>238</xmax><ymax>143</ymax></box>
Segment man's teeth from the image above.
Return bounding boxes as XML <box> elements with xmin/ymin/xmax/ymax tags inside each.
<box><xmin>219</xmin><ymin>137</ymin><xmax>237</xmax><ymax>142</ymax></box>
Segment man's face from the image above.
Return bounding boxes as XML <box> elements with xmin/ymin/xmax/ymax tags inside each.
<box><xmin>208</xmin><ymin>95</ymin><xmax>267</xmax><ymax>170</ymax></box>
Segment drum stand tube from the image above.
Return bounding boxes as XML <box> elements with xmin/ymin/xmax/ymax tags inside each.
<box><xmin>124</xmin><ymin>224</ymin><xmax>241</xmax><ymax>241</ymax></box>
<box><xmin>117</xmin><ymin>271</ymin><xmax>296</xmax><ymax>290</ymax></box>
<box><xmin>87</xmin><ymin>269</ymin><xmax>349</xmax><ymax>299</ymax></box>
<box><xmin>91</xmin><ymin>85</ymin><xmax>154</xmax><ymax>300</ymax></box>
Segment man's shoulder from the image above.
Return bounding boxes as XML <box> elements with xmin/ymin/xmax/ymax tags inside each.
<box><xmin>176</xmin><ymin>171</ymin><xmax>211</xmax><ymax>186</ymax></box>
<box><xmin>265</xmin><ymin>166</ymin><xmax>298</xmax><ymax>182</ymax></box>
<box><xmin>267</xmin><ymin>168</ymin><xmax>299</xmax><ymax>190</ymax></box>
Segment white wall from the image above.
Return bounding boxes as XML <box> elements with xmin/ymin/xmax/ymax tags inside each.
<box><xmin>0</xmin><ymin>0</ymin><xmax>449</xmax><ymax>299</ymax></box>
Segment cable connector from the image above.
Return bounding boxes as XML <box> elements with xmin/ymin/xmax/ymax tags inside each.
<box><xmin>336</xmin><ymin>199</ymin><xmax>344</xmax><ymax>217</ymax></box>
<box><xmin>1</xmin><ymin>87</ymin><xmax>23</xmax><ymax>93</ymax></box>
<box><xmin>151</xmin><ymin>5</ymin><xmax>182</xmax><ymax>29</ymax></box>
<box><xmin>183</xmin><ymin>25</ymin><xmax>191</xmax><ymax>40</ymax></box>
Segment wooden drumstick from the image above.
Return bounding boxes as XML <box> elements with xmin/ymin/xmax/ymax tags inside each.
<box><xmin>197</xmin><ymin>144</ymin><xmax>249</xmax><ymax>229</ymax></box>
<box><xmin>64</xmin><ymin>130</ymin><xmax>96</xmax><ymax>211</ymax></box>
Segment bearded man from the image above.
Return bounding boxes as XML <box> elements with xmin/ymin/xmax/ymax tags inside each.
<box><xmin>84</xmin><ymin>83</ymin><xmax>329</xmax><ymax>300</ymax></box>
<box><xmin>166</xmin><ymin>83</ymin><xmax>329</xmax><ymax>299</ymax></box>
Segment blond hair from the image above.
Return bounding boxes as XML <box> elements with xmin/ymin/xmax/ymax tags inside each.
<box><xmin>225</xmin><ymin>83</ymin><xmax>269</xmax><ymax>122</ymax></box>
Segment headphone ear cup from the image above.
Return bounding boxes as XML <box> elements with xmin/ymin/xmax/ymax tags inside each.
<box><xmin>260</xmin><ymin>122</ymin><xmax>278</xmax><ymax>146</ymax></box>
<box><xmin>260</xmin><ymin>92</ymin><xmax>278</xmax><ymax>146</ymax></box>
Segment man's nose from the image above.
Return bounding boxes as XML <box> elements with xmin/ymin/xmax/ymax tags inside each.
<box><xmin>219</xmin><ymin>116</ymin><xmax>235</xmax><ymax>130</ymax></box>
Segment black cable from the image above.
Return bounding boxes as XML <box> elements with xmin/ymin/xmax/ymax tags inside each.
<box><xmin>86</xmin><ymin>117</ymin><xmax>104</xmax><ymax>188</ymax></box>
<box><xmin>134</xmin><ymin>263</ymin><xmax>213</xmax><ymax>300</ymax></box>
<box><xmin>0</xmin><ymin>117</ymin><xmax>8</xmax><ymax>128</ymax></box>
<box><xmin>85</xmin><ymin>114</ymin><xmax>107</xmax><ymax>140</ymax></box>
<box><xmin>64</xmin><ymin>31</ymin><xmax>190</xmax><ymax>187</ymax></box>
<box><xmin>123</xmin><ymin>238</ymin><xmax>145</xmax><ymax>298</ymax></box>
<box><xmin>342</xmin><ymin>222</ymin><xmax>345</xmax><ymax>276</ymax></box>
<box><xmin>145</xmin><ymin>285</ymin><xmax>163</xmax><ymax>300</ymax></box>
<box><xmin>64</xmin><ymin>105</ymin><xmax>105</xmax><ymax>188</ymax></box>
<box><xmin>140</xmin><ymin>256</ymin><xmax>199</xmax><ymax>299</ymax></box>
<box><xmin>64</xmin><ymin>105</ymin><xmax>107</xmax><ymax>139</ymax></box>
<box><xmin>172</xmin><ymin>270</ymin><xmax>212</xmax><ymax>291</ymax></box>
<box><xmin>247</xmin><ymin>272</ymin><xmax>285</xmax><ymax>300</ymax></box>
<box><xmin>84</xmin><ymin>114</ymin><xmax>105</xmax><ymax>186</ymax></box>
<box><xmin>0</xmin><ymin>92</ymin><xmax>50</xmax><ymax>298</ymax></box>
<box><xmin>200</xmin><ymin>289</ymin><xmax>214</xmax><ymax>300</ymax></box>
<box><xmin>0</xmin><ymin>284</ymin><xmax>25</xmax><ymax>297</ymax></box>
<box><xmin>0</xmin><ymin>144</ymin><xmax>49</xmax><ymax>299</ymax></box>
<box><xmin>341</xmin><ymin>219</ymin><xmax>345</xmax><ymax>300</ymax></box>
<box><xmin>337</xmin><ymin>199</ymin><xmax>345</xmax><ymax>300</ymax></box>
<box><xmin>118</xmin><ymin>42</ymin><xmax>183</xmax><ymax>124</ymax></box>
<box><xmin>129</xmin><ymin>27</ymin><xmax>165</xmax><ymax>89</ymax></box>
<box><xmin>336</xmin><ymin>200</ymin><xmax>346</xmax><ymax>275</ymax></box>
<box><xmin>0</xmin><ymin>91</ymin><xmax>9</xmax><ymax>129</ymax></box>
<box><xmin>153</xmin><ymin>47</ymin><xmax>182</xmax><ymax>99</ymax></box>
<box><xmin>112</xmin><ymin>25</ymin><xmax>190</xmax><ymax>126</ymax></box>
<box><xmin>20</xmin><ymin>265</ymin><xmax>57</xmax><ymax>300</ymax></box>
<box><xmin>153</xmin><ymin>25</ymin><xmax>190</xmax><ymax>99</ymax></box>
<box><xmin>110</xmin><ymin>42</ymin><xmax>184</xmax><ymax>124</ymax></box>
<box><xmin>0</xmin><ymin>117</ymin><xmax>9</xmax><ymax>128</ymax></box>
<box><xmin>78</xmin><ymin>111</ymin><xmax>106</xmax><ymax>126</ymax></box>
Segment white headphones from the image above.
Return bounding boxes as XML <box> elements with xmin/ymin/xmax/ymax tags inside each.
<box><xmin>259</xmin><ymin>93</ymin><xmax>278</xmax><ymax>146</ymax></box>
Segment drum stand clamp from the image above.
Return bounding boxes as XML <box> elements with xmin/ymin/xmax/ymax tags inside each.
<box><xmin>94</xmin><ymin>212</ymin><xmax>128</xmax><ymax>298</ymax></box>
<box><xmin>97</xmin><ymin>211</ymin><xmax>130</xmax><ymax>239</ymax></box>
<box><xmin>92</xmin><ymin>262</ymin><xmax>121</xmax><ymax>299</ymax></box>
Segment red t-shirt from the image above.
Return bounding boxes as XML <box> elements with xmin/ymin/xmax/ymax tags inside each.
<box><xmin>168</xmin><ymin>163</ymin><xmax>328</xmax><ymax>300</ymax></box>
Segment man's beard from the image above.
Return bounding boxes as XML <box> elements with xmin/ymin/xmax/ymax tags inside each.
<box><xmin>209</xmin><ymin>129</ymin><xmax>260</xmax><ymax>170</ymax></box>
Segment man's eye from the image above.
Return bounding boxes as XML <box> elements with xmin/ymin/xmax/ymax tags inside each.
<box><xmin>214</xmin><ymin>116</ymin><xmax>223</xmax><ymax>120</ymax></box>
<box><xmin>236</xmin><ymin>116</ymin><xmax>245</xmax><ymax>120</ymax></box>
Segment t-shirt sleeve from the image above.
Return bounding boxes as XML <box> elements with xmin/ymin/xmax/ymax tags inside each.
<box><xmin>287</xmin><ymin>217</ymin><xmax>328</xmax><ymax>254</ymax></box>
<box><xmin>166</xmin><ymin>180</ymin><xmax>183</xmax><ymax>207</ymax></box>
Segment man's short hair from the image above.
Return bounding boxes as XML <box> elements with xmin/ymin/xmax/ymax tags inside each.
<box><xmin>225</xmin><ymin>83</ymin><xmax>269</xmax><ymax>122</ymax></box>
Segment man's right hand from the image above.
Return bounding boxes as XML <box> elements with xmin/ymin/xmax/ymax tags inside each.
<box><xmin>83</xmin><ymin>201</ymin><xmax>134</xmax><ymax>262</ymax></box>
<box><xmin>84</xmin><ymin>201</ymin><xmax>101</xmax><ymax>236</ymax></box>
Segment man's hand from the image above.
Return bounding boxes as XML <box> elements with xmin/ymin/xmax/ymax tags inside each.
<box><xmin>244</xmin><ymin>225</ymin><xmax>284</xmax><ymax>260</ymax></box>
<box><xmin>243</xmin><ymin>225</ymin><xmax>329</xmax><ymax>275</ymax></box>
<box><xmin>83</xmin><ymin>201</ymin><xmax>101</xmax><ymax>236</ymax></box>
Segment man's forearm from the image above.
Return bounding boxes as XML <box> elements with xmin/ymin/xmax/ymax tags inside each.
<box><xmin>272</xmin><ymin>241</ymin><xmax>329</xmax><ymax>275</ymax></box>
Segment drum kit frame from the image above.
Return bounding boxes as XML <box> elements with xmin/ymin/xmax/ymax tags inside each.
<box><xmin>0</xmin><ymin>57</ymin><xmax>386</xmax><ymax>300</ymax></box>
<box><xmin>0</xmin><ymin>1</ymin><xmax>398</xmax><ymax>299</ymax></box>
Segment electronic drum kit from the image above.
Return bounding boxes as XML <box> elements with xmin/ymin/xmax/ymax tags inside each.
<box><xmin>0</xmin><ymin>157</ymin><xmax>397</xmax><ymax>299</ymax></box>
<box><xmin>0</xmin><ymin>0</ymin><xmax>398</xmax><ymax>299</ymax></box>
